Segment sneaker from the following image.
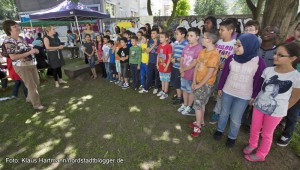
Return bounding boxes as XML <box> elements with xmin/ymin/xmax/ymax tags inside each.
<box><xmin>181</xmin><ymin>106</ymin><xmax>192</xmax><ymax>115</ymax></box>
<box><xmin>185</xmin><ymin>109</ymin><xmax>196</xmax><ymax>116</ymax></box>
<box><xmin>139</xmin><ymin>88</ymin><xmax>149</xmax><ymax>93</ymax></box>
<box><xmin>213</xmin><ymin>131</ymin><xmax>223</xmax><ymax>141</ymax></box>
<box><xmin>115</xmin><ymin>80</ymin><xmax>120</xmax><ymax>84</ymax></box>
<box><xmin>177</xmin><ymin>104</ymin><xmax>186</xmax><ymax>113</ymax></box>
<box><xmin>59</xmin><ymin>79</ymin><xmax>67</xmax><ymax>84</ymax></box>
<box><xmin>244</xmin><ymin>154</ymin><xmax>265</xmax><ymax>162</ymax></box>
<box><xmin>122</xmin><ymin>84</ymin><xmax>129</xmax><ymax>89</ymax></box>
<box><xmin>55</xmin><ymin>82</ymin><xmax>60</xmax><ymax>88</ymax></box>
<box><xmin>172</xmin><ymin>98</ymin><xmax>183</xmax><ymax>105</ymax></box>
<box><xmin>191</xmin><ymin>125</ymin><xmax>201</xmax><ymax>137</ymax></box>
<box><xmin>109</xmin><ymin>80</ymin><xmax>114</xmax><ymax>83</ymax></box>
<box><xmin>209</xmin><ymin>112</ymin><xmax>220</xmax><ymax>124</ymax></box>
<box><xmin>172</xmin><ymin>94</ymin><xmax>178</xmax><ymax>100</ymax></box>
<box><xmin>157</xmin><ymin>91</ymin><xmax>164</xmax><ymax>97</ymax></box>
<box><xmin>153</xmin><ymin>88</ymin><xmax>158</xmax><ymax>94</ymax></box>
<box><xmin>160</xmin><ymin>93</ymin><xmax>168</xmax><ymax>99</ymax></box>
<box><xmin>34</xmin><ymin>105</ymin><xmax>46</xmax><ymax>110</ymax></box>
<box><xmin>243</xmin><ymin>145</ymin><xmax>256</xmax><ymax>155</ymax></box>
<box><xmin>277</xmin><ymin>136</ymin><xmax>292</xmax><ymax>147</ymax></box>
<box><xmin>139</xmin><ymin>85</ymin><xmax>143</xmax><ymax>90</ymax></box>
<box><xmin>188</xmin><ymin>121</ymin><xmax>197</xmax><ymax>128</ymax></box>
<box><xmin>226</xmin><ymin>138</ymin><xmax>236</xmax><ymax>148</ymax></box>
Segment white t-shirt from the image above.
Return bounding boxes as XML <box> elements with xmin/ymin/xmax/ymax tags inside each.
<box><xmin>215</xmin><ymin>39</ymin><xmax>236</xmax><ymax>64</ymax></box>
<box><xmin>254</xmin><ymin>67</ymin><xmax>300</xmax><ymax>117</ymax></box>
<box><xmin>128</xmin><ymin>27</ymin><xmax>139</xmax><ymax>34</ymax></box>
<box><xmin>102</xmin><ymin>44</ymin><xmax>110</xmax><ymax>62</ymax></box>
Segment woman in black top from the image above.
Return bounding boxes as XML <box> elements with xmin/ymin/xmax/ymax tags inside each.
<box><xmin>43</xmin><ymin>26</ymin><xmax>67</xmax><ymax>87</ymax></box>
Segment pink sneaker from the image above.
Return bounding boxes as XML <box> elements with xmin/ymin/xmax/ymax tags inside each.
<box><xmin>243</xmin><ymin>145</ymin><xmax>256</xmax><ymax>155</ymax></box>
<box><xmin>244</xmin><ymin>154</ymin><xmax>265</xmax><ymax>162</ymax></box>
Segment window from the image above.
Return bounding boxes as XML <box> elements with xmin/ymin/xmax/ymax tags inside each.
<box><xmin>106</xmin><ymin>3</ymin><xmax>116</xmax><ymax>17</ymax></box>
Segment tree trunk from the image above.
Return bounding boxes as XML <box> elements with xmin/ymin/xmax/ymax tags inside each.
<box><xmin>262</xmin><ymin>0</ymin><xmax>299</xmax><ymax>42</ymax></box>
<box><xmin>147</xmin><ymin>0</ymin><xmax>152</xmax><ymax>16</ymax></box>
<box><xmin>166</xmin><ymin>0</ymin><xmax>179</xmax><ymax>29</ymax></box>
<box><xmin>245</xmin><ymin>0</ymin><xmax>265</xmax><ymax>21</ymax></box>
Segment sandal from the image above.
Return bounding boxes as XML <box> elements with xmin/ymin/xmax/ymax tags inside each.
<box><xmin>243</xmin><ymin>145</ymin><xmax>256</xmax><ymax>155</ymax></box>
<box><xmin>244</xmin><ymin>154</ymin><xmax>265</xmax><ymax>162</ymax></box>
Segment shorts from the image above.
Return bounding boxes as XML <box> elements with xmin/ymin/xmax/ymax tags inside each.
<box><xmin>159</xmin><ymin>72</ymin><xmax>171</xmax><ymax>82</ymax></box>
<box><xmin>193</xmin><ymin>84</ymin><xmax>214</xmax><ymax>110</ymax></box>
<box><xmin>115</xmin><ymin>60</ymin><xmax>121</xmax><ymax>73</ymax></box>
<box><xmin>89</xmin><ymin>55</ymin><xmax>95</xmax><ymax>68</ymax></box>
<box><xmin>171</xmin><ymin>67</ymin><xmax>181</xmax><ymax>89</ymax></box>
<box><xmin>181</xmin><ymin>78</ymin><xmax>193</xmax><ymax>93</ymax></box>
<box><xmin>109</xmin><ymin>63</ymin><xmax>117</xmax><ymax>74</ymax></box>
<box><xmin>121</xmin><ymin>62</ymin><xmax>129</xmax><ymax>78</ymax></box>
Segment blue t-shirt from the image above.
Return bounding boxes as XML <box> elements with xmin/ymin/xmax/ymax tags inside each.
<box><xmin>127</xmin><ymin>39</ymin><xmax>132</xmax><ymax>49</ymax></box>
<box><xmin>147</xmin><ymin>38</ymin><xmax>160</xmax><ymax>64</ymax></box>
<box><xmin>109</xmin><ymin>49</ymin><xmax>115</xmax><ymax>63</ymax></box>
<box><xmin>173</xmin><ymin>39</ymin><xmax>188</xmax><ymax>69</ymax></box>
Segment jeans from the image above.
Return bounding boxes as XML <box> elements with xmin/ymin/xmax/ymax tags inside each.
<box><xmin>104</xmin><ymin>62</ymin><xmax>111</xmax><ymax>80</ymax></box>
<box><xmin>1</xmin><ymin>78</ymin><xmax>8</xmax><ymax>89</ymax></box>
<box><xmin>140</xmin><ymin>63</ymin><xmax>148</xmax><ymax>86</ymax></box>
<box><xmin>282</xmin><ymin>99</ymin><xmax>300</xmax><ymax>138</ymax></box>
<box><xmin>144</xmin><ymin>63</ymin><xmax>160</xmax><ymax>90</ymax></box>
<box><xmin>213</xmin><ymin>70</ymin><xmax>223</xmax><ymax>114</ymax></box>
<box><xmin>130</xmin><ymin>64</ymin><xmax>140</xmax><ymax>88</ymax></box>
<box><xmin>12</xmin><ymin>80</ymin><xmax>28</xmax><ymax>97</ymax></box>
<box><xmin>217</xmin><ymin>91</ymin><xmax>250</xmax><ymax>139</ymax></box>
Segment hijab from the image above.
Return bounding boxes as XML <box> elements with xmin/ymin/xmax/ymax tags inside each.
<box><xmin>234</xmin><ymin>33</ymin><xmax>259</xmax><ymax>63</ymax></box>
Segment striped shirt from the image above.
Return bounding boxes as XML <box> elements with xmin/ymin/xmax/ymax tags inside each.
<box><xmin>173</xmin><ymin>39</ymin><xmax>188</xmax><ymax>69</ymax></box>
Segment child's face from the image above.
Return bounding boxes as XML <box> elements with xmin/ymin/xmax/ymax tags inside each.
<box><xmin>151</xmin><ymin>31</ymin><xmax>158</xmax><ymax>40</ymax></box>
<box><xmin>137</xmin><ymin>33</ymin><xmax>142</xmax><ymax>40</ymax></box>
<box><xmin>244</xmin><ymin>26</ymin><xmax>258</xmax><ymax>35</ymax></box>
<box><xmin>159</xmin><ymin>34</ymin><xmax>168</xmax><ymax>43</ymax></box>
<box><xmin>234</xmin><ymin>39</ymin><xmax>244</xmax><ymax>55</ymax></box>
<box><xmin>120</xmin><ymin>40</ymin><xmax>126</xmax><ymax>47</ymax></box>
<box><xmin>97</xmin><ymin>36</ymin><xmax>101</xmax><ymax>42</ymax></box>
<box><xmin>106</xmin><ymin>31</ymin><xmax>110</xmax><ymax>36</ymax></box>
<box><xmin>123</xmin><ymin>33</ymin><xmax>129</xmax><ymax>38</ymax></box>
<box><xmin>107</xmin><ymin>43</ymin><xmax>112</xmax><ymax>48</ymax></box>
<box><xmin>175</xmin><ymin>30</ymin><xmax>185</xmax><ymax>42</ymax></box>
<box><xmin>141</xmin><ymin>36</ymin><xmax>148</xmax><ymax>44</ymax></box>
<box><xmin>201</xmin><ymin>33</ymin><xmax>211</xmax><ymax>47</ymax></box>
<box><xmin>103</xmin><ymin>38</ymin><xmax>108</xmax><ymax>44</ymax></box>
<box><xmin>219</xmin><ymin>26</ymin><xmax>233</xmax><ymax>40</ymax></box>
<box><xmin>131</xmin><ymin>39</ymin><xmax>137</xmax><ymax>46</ymax></box>
<box><xmin>204</xmin><ymin>20</ymin><xmax>213</xmax><ymax>30</ymax></box>
<box><xmin>294</xmin><ymin>25</ymin><xmax>300</xmax><ymax>42</ymax></box>
<box><xmin>85</xmin><ymin>36</ymin><xmax>91</xmax><ymax>42</ymax></box>
<box><xmin>262</xmin><ymin>26</ymin><xmax>278</xmax><ymax>41</ymax></box>
<box><xmin>273</xmin><ymin>46</ymin><xmax>296</xmax><ymax>66</ymax></box>
<box><xmin>187</xmin><ymin>31</ymin><xmax>199</xmax><ymax>44</ymax></box>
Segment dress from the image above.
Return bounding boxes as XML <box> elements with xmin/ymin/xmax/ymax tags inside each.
<box><xmin>44</xmin><ymin>35</ymin><xmax>65</xmax><ymax>69</ymax></box>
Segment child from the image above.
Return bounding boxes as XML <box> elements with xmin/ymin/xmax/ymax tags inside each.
<box><xmin>83</xmin><ymin>34</ymin><xmax>97</xmax><ymax>79</ymax></box>
<box><xmin>108</xmin><ymin>40</ymin><xmax>117</xmax><ymax>82</ymax></box>
<box><xmin>258</xmin><ymin>26</ymin><xmax>279</xmax><ymax>67</ymax></box>
<box><xmin>137</xmin><ymin>31</ymin><xmax>143</xmax><ymax>46</ymax></box>
<box><xmin>171</xmin><ymin>27</ymin><xmax>188</xmax><ymax>105</ymax></box>
<box><xmin>129</xmin><ymin>36</ymin><xmax>142</xmax><ymax>90</ymax></box>
<box><xmin>190</xmin><ymin>30</ymin><xmax>220</xmax><ymax>137</ymax></box>
<box><xmin>123</xmin><ymin>30</ymin><xmax>132</xmax><ymax>49</ymax></box>
<box><xmin>156</xmin><ymin>32</ymin><xmax>172</xmax><ymax>99</ymax></box>
<box><xmin>140</xmin><ymin>34</ymin><xmax>150</xmax><ymax>89</ymax></box>
<box><xmin>244</xmin><ymin>42</ymin><xmax>300</xmax><ymax>162</ymax></box>
<box><xmin>95</xmin><ymin>35</ymin><xmax>106</xmax><ymax>78</ymax></box>
<box><xmin>177</xmin><ymin>27</ymin><xmax>203</xmax><ymax>115</ymax></box>
<box><xmin>139</xmin><ymin>28</ymin><xmax>160</xmax><ymax>94</ymax></box>
<box><xmin>244</xmin><ymin>20</ymin><xmax>262</xmax><ymax>45</ymax></box>
<box><xmin>115</xmin><ymin>38</ymin><xmax>123</xmax><ymax>85</ymax></box>
<box><xmin>209</xmin><ymin>19</ymin><xmax>237</xmax><ymax>124</ymax></box>
<box><xmin>117</xmin><ymin>37</ymin><xmax>130</xmax><ymax>89</ymax></box>
<box><xmin>102</xmin><ymin>35</ymin><xmax>111</xmax><ymax>80</ymax></box>
<box><xmin>213</xmin><ymin>34</ymin><xmax>266</xmax><ymax>147</ymax></box>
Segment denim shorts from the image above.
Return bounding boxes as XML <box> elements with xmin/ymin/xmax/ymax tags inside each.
<box><xmin>159</xmin><ymin>72</ymin><xmax>171</xmax><ymax>82</ymax></box>
<box><xmin>121</xmin><ymin>62</ymin><xmax>129</xmax><ymax>78</ymax></box>
<box><xmin>181</xmin><ymin>78</ymin><xmax>193</xmax><ymax>93</ymax></box>
<box><xmin>115</xmin><ymin>60</ymin><xmax>121</xmax><ymax>73</ymax></box>
<box><xmin>89</xmin><ymin>56</ymin><xmax>95</xmax><ymax>68</ymax></box>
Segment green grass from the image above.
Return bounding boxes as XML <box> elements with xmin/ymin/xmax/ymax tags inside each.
<box><xmin>0</xmin><ymin>58</ymin><xmax>299</xmax><ymax>170</ymax></box>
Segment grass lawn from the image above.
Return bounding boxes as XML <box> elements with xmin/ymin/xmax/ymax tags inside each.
<box><xmin>0</xmin><ymin>58</ymin><xmax>299</xmax><ymax>170</ymax></box>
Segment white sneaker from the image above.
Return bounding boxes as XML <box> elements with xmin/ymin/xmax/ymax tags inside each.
<box><xmin>139</xmin><ymin>88</ymin><xmax>149</xmax><ymax>93</ymax></box>
<box><xmin>153</xmin><ymin>88</ymin><xmax>158</xmax><ymax>94</ymax></box>
<box><xmin>181</xmin><ymin>106</ymin><xmax>192</xmax><ymax>115</ymax></box>
<box><xmin>160</xmin><ymin>93</ymin><xmax>168</xmax><ymax>99</ymax></box>
<box><xmin>157</xmin><ymin>91</ymin><xmax>164</xmax><ymax>97</ymax></box>
<box><xmin>59</xmin><ymin>79</ymin><xmax>67</xmax><ymax>84</ymax></box>
<box><xmin>177</xmin><ymin>104</ymin><xmax>186</xmax><ymax>113</ymax></box>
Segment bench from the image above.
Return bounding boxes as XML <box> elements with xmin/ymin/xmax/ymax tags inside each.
<box><xmin>64</xmin><ymin>63</ymin><xmax>103</xmax><ymax>81</ymax></box>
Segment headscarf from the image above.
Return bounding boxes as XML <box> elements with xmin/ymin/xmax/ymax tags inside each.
<box><xmin>32</xmin><ymin>40</ymin><xmax>42</xmax><ymax>47</ymax></box>
<box><xmin>234</xmin><ymin>33</ymin><xmax>259</xmax><ymax>63</ymax></box>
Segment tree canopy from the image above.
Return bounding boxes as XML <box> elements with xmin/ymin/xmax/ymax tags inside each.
<box><xmin>194</xmin><ymin>0</ymin><xmax>227</xmax><ymax>15</ymax></box>
<box><xmin>0</xmin><ymin>0</ymin><xmax>18</xmax><ymax>20</ymax></box>
<box><xmin>175</xmin><ymin>0</ymin><xmax>190</xmax><ymax>16</ymax></box>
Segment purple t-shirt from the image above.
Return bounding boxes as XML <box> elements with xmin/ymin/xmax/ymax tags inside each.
<box><xmin>182</xmin><ymin>44</ymin><xmax>203</xmax><ymax>80</ymax></box>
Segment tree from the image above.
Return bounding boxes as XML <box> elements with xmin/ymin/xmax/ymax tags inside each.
<box><xmin>0</xmin><ymin>0</ymin><xmax>18</xmax><ymax>20</ymax></box>
<box><xmin>175</xmin><ymin>0</ymin><xmax>190</xmax><ymax>16</ymax></box>
<box><xmin>147</xmin><ymin>0</ymin><xmax>153</xmax><ymax>16</ymax></box>
<box><xmin>194</xmin><ymin>0</ymin><xmax>227</xmax><ymax>15</ymax></box>
<box><xmin>231</xmin><ymin>0</ymin><xmax>260</xmax><ymax>14</ymax></box>
<box><xmin>165</xmin><ymin>0</ymin><xmax>179</xmax><ymax>29</ymax></box>
<box><xmin>246</xmin><ymin>0</ymin><xmax>299</xmax><ymax>41</ymax></box>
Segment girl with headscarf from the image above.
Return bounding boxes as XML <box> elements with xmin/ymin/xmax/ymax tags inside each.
<box><xmin>24</xmin><ymin>31</ymin><xmax>34</xmax><ymax>45</ymax></box>
<box><xmin>213</xmin><ymin>34</ymin><xmax>266</xmax><ymax>148</ymax></box>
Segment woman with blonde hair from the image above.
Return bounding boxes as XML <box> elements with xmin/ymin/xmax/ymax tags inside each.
<box><xmin>43</xmin><ymin>26</ymin><xmax>67</xmax><ymax>87</ymax></box>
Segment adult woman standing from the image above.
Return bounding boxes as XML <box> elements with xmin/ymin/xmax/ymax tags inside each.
<box><xmin>82</xmin><ymin>23</ymin><xmax>95</xmax><ymax>40</ymax></box>
<box><xmin>1</xmin><ymin>20</ymin><xmax>44</xmax><ymax>110</ymax></box>
<box><xmin>43</xmin><ymin>26</ymin><xmax>67</xmax><ymax>87</ymax></box>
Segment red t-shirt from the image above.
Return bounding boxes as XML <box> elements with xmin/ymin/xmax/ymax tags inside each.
<box><xmin>156</xmin><ymin>43</ymin><xmax>172</xmax><ymax>73</ymax></box>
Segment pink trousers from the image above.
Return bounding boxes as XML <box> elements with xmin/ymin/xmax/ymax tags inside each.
<box><xmin>249</xmin><ymin>108</ymin><xmax>282</xmax><ymax>159</ymax></box>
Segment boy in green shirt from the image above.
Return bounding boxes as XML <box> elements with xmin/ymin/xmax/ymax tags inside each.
<box><xmin>129</xmin><ymin>36</ymin><xmax>142</xmax><ymax>90</ymax></box>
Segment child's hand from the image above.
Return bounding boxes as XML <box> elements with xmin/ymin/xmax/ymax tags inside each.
<box><xmin>180</xmin><ymin>72</ymin><xmax>185</xmax><ymax>77</ymax></box>
<box><xmin>249</xmin><ymin>98</ymin><xmax>254</xmax><ymax>106</ymax></box>
<box><xmin>137</xmin><ymin>66</ymin><xmax>140</xmax><ymax>70</ymax></box>
<box><xmin>171</xmin><ymin>58</ymin><xmax>175</xmax><ymax>63</ymax></box>
<box><xmin>163</xmin><ymin>67</ymin><xmax>167</xmax><ymax>72</ymax></box>
<box><xmin>218</xmin><ymin>90</ymin><xmax>222</xmax><ymax>96</ymax></box>
<box><xmin>156</xmin><ymin>65</ymin><xmax>159</xmax><ymax>70</ymax></box>
<box><xmin>219</xmin><ymin>63</ymin><xmax>225</xmax><ymax>70</ymax></box>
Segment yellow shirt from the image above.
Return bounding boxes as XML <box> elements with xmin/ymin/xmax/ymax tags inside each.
<box><xmin>141</xmin><ymin>43</ymin><xmax>149</xmax><ymax>63</ymax></box>
<box><xmin>195</xmin><ymin>48</ymin><xmax>220</xmax><ymax>85</ymax></box>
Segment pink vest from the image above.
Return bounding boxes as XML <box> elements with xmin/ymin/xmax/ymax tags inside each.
<box><xmin>223</xmin><ymin>56</ymin><xmax>259</xmax><ymax>100</ymax></box>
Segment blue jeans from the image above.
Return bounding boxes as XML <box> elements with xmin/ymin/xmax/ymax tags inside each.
<box><xmin>104</xmin><ymin>62</ymin><xmax>111</xmax><ymax>80</ymax></box>
<box><xmin>12</xmin><ymin>80</ymin><xmax>28</xmax><ymax>97</ymax></box>
<box><xmin>140</xmin><ymin>63</ymin><xmax>148</xmax><ymax>86</ymax></box>
<box><xmin>217</xmin><ymin>91</ymin><xmax>249</xmax><ymax>139</ymax></box>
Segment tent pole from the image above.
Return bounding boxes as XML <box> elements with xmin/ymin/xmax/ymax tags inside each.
<box><xmin>30</xmin><ymin>20</ymin><xmax>34</xmax><ymax>38</ymax></box>
<box><xmin>75</xmin><ymin>16</ymin><xmax>82</xmax><ymax>44</ymax></box>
